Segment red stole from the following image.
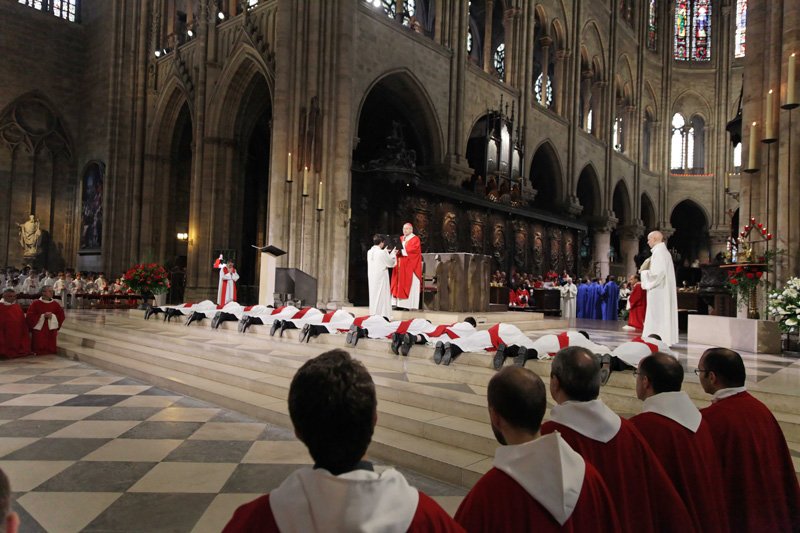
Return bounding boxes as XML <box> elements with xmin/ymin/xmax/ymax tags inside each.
<box><xmin>395</xmin><ymin>319</ymin><xmax>414</xmax><ymax>335</ymax></box>
<box><xmin>353</xmin><ymin>316</ymin><xmax>370</xmax><ymax>327</ymax></box>
<box><xmin>270</xmin><ymin>306</ymin><xmax>287</xmax><ymax>314</ymax></box>
<box><xmin>321</xmin><ymin>311</ymin><xmax>336</xmax><ymax>323</ymax></box>
<box><xmin>427</xmin><ymin>323</ymin><xmax>456</xmax><ymax>338</ymax></box>
<box><xmin>632</xmin><ymin>336</ymin><xmax>659</xmax><ymax>352</ymax></box>
<box><xmin>487</xmin><ymin>324</ymin><xmax>502</xmax><ymax>351</ymax></box>
<box><xmin>291</xmin><ymin>307</ymin><xmax>313</xmax><ymax>319</ymax></box>
<box><xmin>220</xmin><ymin>267</ymin><xmax>237</xmax><ymax>304</ymax></box>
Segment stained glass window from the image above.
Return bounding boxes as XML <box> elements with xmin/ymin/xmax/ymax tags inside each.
<box><xmin>648</xmin><ymin>0</ymin><xmax>658</xmax><ymax>51</ymax></box>
<box><xmin>535</xmin><ymin>73</ymin><xmax>553</xmax><ymax>108</ymax></box>
<box><xmin>18</xmin><ymin>0</ymin><xmax>78</xmax><ymax>22</ymax></box>
<box><xmin>735</xmin><ymin>0</ymin><xmax>747</xmax><ymax>58</ymax></box>
<box><xmin>674</xmin><ymin>0</ymin><xmax>711</xmax><ymax>61</ymax></box>
<box><xmin>587</xmin><ymin>109</ymin><xmax>593</xmax><ymax>134</ymax></box>
<box><xmin>671</xmin><ymin>114</ymin><xmax>686</xmax><ymax>170</ymax></box>
<box><xmin>494</xmin><ymin>43</ymin><xmax>505</xmax><ymax>80</ymax></box>
<box><xmin>382</xmin><ymin>0</ymin><xmax>397</xmax><ymax>20</ymax></box>
<box><xmin>613</xmin><ymin>117</ymin><xmax>623</xmax><ymax>152</ymax></box>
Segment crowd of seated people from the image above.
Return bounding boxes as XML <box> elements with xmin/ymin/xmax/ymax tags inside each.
<box><xmin>1</xmin><ymin>266</ymin><xmax>135</xmax><ymax>309</ymax></box>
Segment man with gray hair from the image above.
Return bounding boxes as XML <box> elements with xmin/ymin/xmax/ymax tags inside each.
<box><xmin>640</xmin><ymin>231</ymin><xmax>679</xmax><ymax>345</ymax></box>
<box><xmin>541</xmin><ymin>346</ymin><xmax>693</xmax><ymax>533</ymax></box>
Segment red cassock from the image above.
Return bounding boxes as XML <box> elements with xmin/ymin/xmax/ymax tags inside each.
<box><xmin>454</xmin><ymin>464</ymin><xmax>619</xmax><ymax>533</ymax></box>
<box><xmin>701</xmin><ymin>392</ymin><xmax>800</xmax><ymax>531</ymax></box>
<box><xmin>25</xmin><ymin>299</ymin><xmax>66</xmax><ymax>355</ymax></box>
<box><xmin>391</xmin><ymin>234</ymin><xmax>422</xmax><ymax>299</ymax></box>
<box><xmin>0</xmin><ymin>303</ymin><xmax>31</xmax><ymax>358</ymax></box>
<box><xmin>630</xmin><ymin>413</ymin><xmax>730</xmax><ymax>533</ymax></box>
<box><xmin>222</xmin><ymin>492</ymin><xmax>465</xmax><ymax>533</ymax></box>
<box><xmin>541</xmin><ymin>419</ymin><xmax>696</xmax><ymax>533</ymax></box>
<box><xmin>628</xmin><ymin>282</ymin><xmax>646</xmax><ymax>329</ymax></box>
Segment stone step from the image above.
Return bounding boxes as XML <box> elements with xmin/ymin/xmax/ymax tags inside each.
<box><xmin>57</xmin><ymin>340</ymin><xmax>493</xmax><ymax>488</ymax></box>
<box><xmin>60</xmin><ymin>313</ymin><xmax>800</xmax><ymax>474</ymax></box>
<box><xmin>58</xmin><ymin>330</ymin><xmax>499</xmax><ymax>456</ymax></box>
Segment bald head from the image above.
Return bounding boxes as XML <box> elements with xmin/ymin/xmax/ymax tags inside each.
<box><xmin>402</xmin><ymin>223</ymin><xmax>413</xmax><ymax>236</ymax></box>
<box><xmin>551</xmin><ymin>346</ymin><xmax>601</xmax><ymax>402</ymax></box>
<box><xmin>488</xmin><ymin>367</ymin><xmax>547</xmax><ymax>434</ymax></box>
<box><xmin>638</xmin><ymin>353</ymin><xmax>684</xmax><ymax>396</ymax></box>
<box><xmin>647</xmin><ymin>231</ymin><xmax>664</xmax><ymax>248</ymax></box>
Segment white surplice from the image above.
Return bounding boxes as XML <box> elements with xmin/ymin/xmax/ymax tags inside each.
<box><xmin>640</xmin><ymin>242</ymin><xmax>679</xmax><ymax>346</ymax></box>
<box><xmin>367</xmin><ymin>245</ymin><xmax>396</xmax><ymax>318</ymax></box>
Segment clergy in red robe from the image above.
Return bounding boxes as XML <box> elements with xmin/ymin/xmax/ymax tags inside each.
<box><xmin>223</xmin><ymin>349</ymin><xmax>463</xmax><ymax>533</ymax></box>
<box><xmin>0</xmin><ymin>289</ymin><xmax>31</xmax><ymax>358</ymax></box>
<box><xmin>390</xmin><ymin>223</ymin><xmax>422</xmax><ymax>310</ymax></box>
<box><xmin>625</xmin><ymin>274</ymin><xmax>646</xmax><ymax>330</ymax></box>
<box><xmin>541</xmin><ymin>347</ymin><xmax>695</xmax><ymax>533</ymax></box>
<box><xmin>455</xmin><ymin>367</ymin><xmax>620</xmax><ymax>532</ymax></box>
<box><xmin>630</xmin><ymin>353</ymin><xmax>729</xmax><ymax>533</ymax></box>
<box><xmin>697</xmin><ymin>347</ymin><xmax>800</xmax><ymax>532</ymax></box>
<box><xmin>25</xmin><ymin>286</ymin><xmax>66</xmax><ymax>355</ymax></box>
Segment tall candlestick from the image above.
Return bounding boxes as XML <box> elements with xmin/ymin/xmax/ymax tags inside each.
<box><xmin>287</xmin><ymin>152</ymin><xmax>293</xmax><ymax>182</ymax></box>
<box><xmin>748</xmin><ymin>122</ymin><xmax>758</xmax><ymax>169</ymax></box>
<box><xmin>302</xmin><ymin>166</ymin><xmax>309</xmax><ymax>196</ymax></box>
<box><xmin>765</xmin><ymin>90</ymin><xmax>775</xmax><ymax>140</ymax></box>
<box><xmin>789</xmin><ymin>53</ymin><xmax>797</xmax><ymax>106</ymax></box>
<box><xmin>317</xmin><ymin>179</ymin><xmax>324</xmax><ymax>210</ymax></box>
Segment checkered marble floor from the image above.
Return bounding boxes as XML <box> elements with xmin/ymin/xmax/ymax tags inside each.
<box><xmin>0</xmin><ymin>357</ymin><xmax>467</xmax><ymax>533</ymax></box>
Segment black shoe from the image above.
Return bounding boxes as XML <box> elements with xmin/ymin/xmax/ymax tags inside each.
<box><xmin>346</xmin><ymin>324</ymin><xmax>358</xmax><ymax>346</ymax></box>
<box><xmin>300</xmin><ymin>324</ymin><xmax>311</xmax><ymax>343</ymax></box>
<box><xmin>514</xmin><ymin>348</ymin><xmax>537</xmax><ymax>367</ymax></box>
<box><xmin>270</xmin><ymin>320</ymin><xmax>282</xmax><ymax>337</ymax></box>
<box><xmin>144</xmin><ymin>306</ymin><xmax>153</xmax><ymax>320</ymax></box>
<box><xmin>433</xmin><ymin>341</ymin><xmax>445</xmax><ymax>365</ymax></box>
<box><xmin>400</xmin><ymin>333</ymin><xmax>413</xmax><ymax>356</ymax></box>
<box><xmin>493</xmin><ymin>343</ymin><xmax>508</xmax><ymax>370</ymax></box>
<box><xmin>279</xmin><ymin>320</ymin><xmax>292</xmax><ymax>337</ymax></box>
<box><xmin>306</xmin><ymin>325</ymin><xmax>319</xmax><ymax>342</ymax></box>
<box><xmin>442</xmin><ymin>343</ymin><xmax>453</xmax><ymax>366</ymax></box>
<box><xmin>241</xmin><ymin>316</ymin><xmax>253</xmax><ymax>334</ymax></box>
<box><xmin>211</xmin><ymin>312</ymin><xmax>221</xmax><ymax>330</ymax></box>
<box><xmin>600</xmin><ymin>354</ymin><xmax>612</xmax><ymax>385</ymax></box>
<box><xmin>391</xmin><ymin>333</ymin><xmax>402</xmax><ymax>355</ymax></box>
<box><xmin>238</xmin><ymin>318</ymin><xmax>246</xmax><ymax>333</ymax></box>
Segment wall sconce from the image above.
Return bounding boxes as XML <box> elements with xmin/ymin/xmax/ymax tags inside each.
<box><xmin>176</xmin><ymin>232</ymin><xmax>189</xmax><ymax>241</ymax></box>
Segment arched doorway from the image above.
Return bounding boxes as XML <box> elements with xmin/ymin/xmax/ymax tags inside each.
<box><xmin>576</xmin><ymin>165</ymin><xmax>601</xmax><ymax>276</ymax></box>
<box><xmin>233</xmin><ymin>74</ymin><xmax>272</xmax><ymax>302</ymax></box>
<box><xmin>669</xmin><ymin>199</ymin><xmax>710</xmax><ymax>266</ymax></box>
<box><xmin>529</xmin><ymin>142</ymin><xmax>562</xmax><ymax>212</ymax></box>
<box><xmin>165</xmin><ymin>103</ymin><xmax>192</xmax><ymax>269</ymax></box>
<box><xmin>349</xmin><ymin>72</ymin><xmax>440</xmax><ymax>305</ymax></box>
<box><xmin>611</xmin><ymin>180</ymin><xmax>632</xmax><ymax>276</ymax></box>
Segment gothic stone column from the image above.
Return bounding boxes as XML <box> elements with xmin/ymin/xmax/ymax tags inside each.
<box><xmin>618</xmin><ymin>223</ymin><xmax>645</xmax><ymax>277</ymax></box>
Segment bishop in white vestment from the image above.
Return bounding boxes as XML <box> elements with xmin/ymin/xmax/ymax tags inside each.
<box><xmin>640</xmin><ymin>231</ymin><xmax>679</xmax><ymax>346</ymax></box>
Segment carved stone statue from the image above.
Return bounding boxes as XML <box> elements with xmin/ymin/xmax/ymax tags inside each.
<box><xmin>17</xmin><ymin>214</ymin><xmax>42</xmax><ymax>258</ymax></box>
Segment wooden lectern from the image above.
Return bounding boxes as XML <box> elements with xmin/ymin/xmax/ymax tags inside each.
<box><xmin>253</xmin><ymin>245</ymin><xmax>286</xmax><ymax>306</ymax></box>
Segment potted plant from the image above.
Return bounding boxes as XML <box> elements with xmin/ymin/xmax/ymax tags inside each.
<box><xmin>122</xmin><ymin>263</ymin><xmax>170</xmax><ymax>308</ymax></box>
<box><xmin>768</xmin><ymin>277</ymin><xmax>800</xmax><ymax>353</ymax></box>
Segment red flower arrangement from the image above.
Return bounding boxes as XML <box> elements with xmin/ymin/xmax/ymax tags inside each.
<box><xmin>122</xmin><ymin>263</ymin><xmax>170</xmax><ymax>295</ymax></box>
<box><xmin>726</xmin><ymin>261</ymin><xmax>766</xmax><ymax>307</ymax></box>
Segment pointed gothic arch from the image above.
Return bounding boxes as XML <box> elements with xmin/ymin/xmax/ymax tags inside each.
<box><xmin>529</xmin><ymin>141</ymin><xmax>564</xmax><ymax>212</ymax></box>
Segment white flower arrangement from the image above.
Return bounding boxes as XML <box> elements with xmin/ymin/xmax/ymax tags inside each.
<box><xmin>768</xmin><ymin>277</ymin><xmax>800</xmax><ymax>333</ymax></box>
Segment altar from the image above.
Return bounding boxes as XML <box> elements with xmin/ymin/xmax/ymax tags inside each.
<box><xmin>687</xmin><ymin>315</ymin><xmax>782</xmax><ymax>354</ymax></box>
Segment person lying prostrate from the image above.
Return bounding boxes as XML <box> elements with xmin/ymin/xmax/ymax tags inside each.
<box><xmin>238</xmin><ymin>305</ymin><xmax>300</xmax><ymax>334</ymax></box>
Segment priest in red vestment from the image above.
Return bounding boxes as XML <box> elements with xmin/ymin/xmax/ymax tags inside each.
<box><xmin>0</xmin><ymin>289</ymin><xmax>32</xmax><ymax>358</ymax></box>
<box><xmin>697</xmin><ymin>347</ymin><xmax>800</xmax><ymax>532</ymax></box>
<box><xmin>540</xmin><ymin>346</ymin><xmax>695</xmax><ymax>533</ymax></box>
<box><xmin>390</xmin><ymin>223</ymin><xmax>422</xmax><ymax>310</ymax></box>
<box><xmin>223</xmin><ymin>349</ymin><xmax>463</xmax><ymax>533</ymax></box>
<box><xmin>630</xmin><ymin>353</ymin><xmax>729</xmax><ymax>533</ymax></box>
<box><xmin>455</xmin><ymin>367</ymin><xmax>620</xmax><ymax>532</ymax></box>
<box><xmin>25</xmin><ymin>286</ymin><xmax>66</xmax><ymax>355</ymax></box>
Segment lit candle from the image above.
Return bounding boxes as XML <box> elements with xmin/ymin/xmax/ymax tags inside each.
<box><xmin>748</xmin><ymin>122</ymin><xmax>758</xmax><ymax>169</ymax></box>
<box><xmin>317</xmin><ymin>179</ymin><xmax>324</xmax><ymax>210</ymax></box>
<box><xmin>287</xmin><ymin>152</ymin><xmax>293</xmax><ymax>182</ymax></box>
<box><xmin>789</xmin><ymin>53</ymin><xmax>797</xmax><ymax>106</ymax></box>
<box><xmin>302</xmin><ymin>166</ymin><xmax>309</xmax><ymax>196</ymax></box>
<box><xmin>765</xmin><ymin>90</ymin><xmax>775</xmax><ymax>139</ymax></box>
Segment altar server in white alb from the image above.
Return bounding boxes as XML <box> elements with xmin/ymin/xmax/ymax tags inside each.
<box><xmin>559</xmin><ymin>276</ymin><xmax>578</xmax><ymax>321</ymax></box>
<box><xmin>214</xmin><ymin>255</ymin><xmax>240</xmax><ymax>305</ymax></box>
<box><xmin>367</xmin><ymin>234</ymin><xmax>396</xmax><ymax>318</ymax></box>
<box><xmin>640</xmin><ymin>231</ymin><xmax>679</xmax><ymax>346</ymax></box>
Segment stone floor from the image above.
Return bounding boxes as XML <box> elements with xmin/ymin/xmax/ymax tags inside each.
<box><xmin>3</xmin><ymin>314</ymin><xmax>799</xmax><ymax>532</ymax></box>
<box><xmin>0</xmin><ymin>357</ymin><xmax>466</xmax><ymax>533</ymax></box>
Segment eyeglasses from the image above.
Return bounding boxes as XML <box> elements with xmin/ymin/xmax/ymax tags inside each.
<box><xmin>694</xmin><ymin>368</ymin><xmax>710</xmax><ymax>375</ymax></box>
